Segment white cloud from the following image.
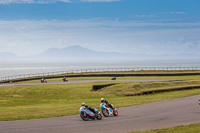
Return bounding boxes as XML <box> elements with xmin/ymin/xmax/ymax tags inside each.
<box><xmin>135</xmin><ymin>15</ymin><xmax>155</xmax><ymax>18</ymax></box>
<box><xmin>0</xmin><ymin>0</ymin><xmax>71</xmax><ymax>4</ymax></box>
<box><xmin>80</xmin><ymin>0</ymin><xmax>120</xmax><ymax>2</ymax></box>
<box><xmin>0</xmin><ymin>0</ymin><xmax>30</xmax><ymax>4</ymax></box>
<box><xmin>197</xmin><ymin>40</ymin><xmax>200</xmax><ymax>48</ymax></box>
<box><xmin>0</xmin><ymin>19</ymin><xmax>200</xmax><ymax>56</ymax></box>
<box><xmin>0</xmin><ymin>0</ymin><xmax>119</xmax><ymax>4</ymax></box>
<box><xmin>162</xmin><ymin>12</ymin><xmax>186</xmax><ymax>14</ymax></box>
<box><xmin>1</xmin><ymin>19</ymin><xmax>200</xmax><ymax>30</ymax></box>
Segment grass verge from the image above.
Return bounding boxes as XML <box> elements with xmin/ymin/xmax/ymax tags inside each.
<box><xmin>101</xmin><ymin>80</ymin><xmax>200</xmax><ymax>96</ymax></box>
<box><xmin>132</xmin><ymin>123</ymin><xmax>200</xmax><ymax>133</ymax></box>
<box><xmin>0</xmin><ymin>80</ymin><xmax>200</xmax><ymax>121</ymax></box>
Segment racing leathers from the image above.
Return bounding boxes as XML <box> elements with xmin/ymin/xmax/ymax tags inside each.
<box><xmin>101</xmin><ymin>100</ymin><xmax>113</xmax><ymax>109</ymax></box>
<box><xmin>80</xmin><ymin>105</ymin><xmax>96</xmax><ymax>114</ymax></box>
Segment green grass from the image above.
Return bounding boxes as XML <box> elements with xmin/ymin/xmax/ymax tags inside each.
<box><xmin>133</xmin><ymin>123</ymin><xmax>200</xmax><ymax>133</ymax></box>
<box><xmin>1</xmin><ymin>79</ymin><xmax>200</xmax><ymax>121</ymax></box>
<box><xmin>102</xmin><ymin>80</ymin><xmax>200</xmax><ymax>96</ymax></box>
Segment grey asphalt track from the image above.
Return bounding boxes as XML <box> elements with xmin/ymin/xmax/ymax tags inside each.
<box><xmin>0</xmin><ymin>79</ymin><xmax>185</xmax><ymax>86</ymax></box>
<box><xmin>0</xmin><ymin>94</ymin><xmax>200</xmax><ymax>133</ymax></box>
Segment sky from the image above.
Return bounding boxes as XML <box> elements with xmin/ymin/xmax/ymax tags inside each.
<box><xmin>0</xmin><ymin>0</ymin><xmax>200</xmax><ymax>56</ymax></box>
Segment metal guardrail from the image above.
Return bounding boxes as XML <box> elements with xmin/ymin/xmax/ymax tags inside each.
<box><xmin>1</xmin><ymin>67</ymin><xmax>200</xmax><ymax>81</ymax></box>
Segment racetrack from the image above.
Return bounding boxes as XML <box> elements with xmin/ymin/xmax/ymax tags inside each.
<box><xmin>0</xmin><ymin>79</ymin><xmax>185</xmax><ymax>86</ymax></box>
<box><xmin>0</xmin><ymin>94</ymin><xmax>200</xmax><ymax>133</ymax></box>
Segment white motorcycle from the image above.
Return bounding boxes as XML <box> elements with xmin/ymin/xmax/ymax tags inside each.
<box><xmin>100</xmin><ymin>103</ymin><xmax>118</xmax><ymax>117</ymax></box>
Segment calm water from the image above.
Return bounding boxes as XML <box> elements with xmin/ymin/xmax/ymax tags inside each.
<box><xmin>0</xmin><ymin>59</ymin><xmax>200</xmax><ymax>78</ymax></box>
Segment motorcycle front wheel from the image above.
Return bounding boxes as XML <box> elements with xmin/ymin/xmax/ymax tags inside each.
<box><xmin>102</xmin><ymin>108</ymin><xmax>109</xmax><ymax>117</ymax></box>
<box><xmin>113</xmin><ymin>109</ymin><xmax>118</xmax><ymax>116</ymax></box>
<box><xmin>80</xmin><ymin>113</ymin><xmax>89</xmax><ymax>121</ymax></box>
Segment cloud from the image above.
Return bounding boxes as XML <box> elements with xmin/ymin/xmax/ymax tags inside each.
<box><xmin>162</xmin><ymin>12</ymin><xmax>186</xmax><ymax>15</ymax></box>
<box><xmin>80</xmin><ymin>0</ymin><xmax>120</xmax><ymax>2</ymax></box>
<box><xmin>1</xmin><ymin>19</ymin><xmax>200</xmax><ymax>30</ymax></box>
<box><xmin>0</xmin><ymin>19</ymin><xmax>200</xmax><ymax>56</ymax></box>
<box><xmin>0</xmin><ymin>0</ymin><xmax>71</xmax><ymax>4</ymax></box>
<box><xmin>198</xmin><ymin>40</ymin><xmax>200</xmax><ymax>48</ymax></box>
<box><xmin>0</xmin><ymin>0</ymin><xmax>119</xmax><ymax>4</ymax></box>
<box><xmin>135</xmin><ymin>15</ymin><xmax>155</xmax><ymax>18</ymax></box>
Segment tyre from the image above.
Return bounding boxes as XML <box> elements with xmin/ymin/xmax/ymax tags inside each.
<box><xmin>96</xmin><ymin>113</ymin><xmax>102</xmax><ymax>120</ymax></box>
<box><xmin>113</xmin><ymin>109</ymin><xmax>118</xmax><ymax>116</ymax></box>
<box><xmin>102</xmin><ymin>108</ymin><xmax>109</xmax><ymax>117</ymax></box>
<box><xmin>80</xmin><ymin>112</ymin><xmax>89</xmax><ymax>121</ymax></box>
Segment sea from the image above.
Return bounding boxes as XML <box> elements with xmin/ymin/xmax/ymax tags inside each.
<box><xmin>0</xmin><ymin>59</ymin><xmax>200</xmax><ymax>79</ymax></box>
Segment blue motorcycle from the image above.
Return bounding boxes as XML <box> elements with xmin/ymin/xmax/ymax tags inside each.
<box><xmin>80</xmin><ymin>108</ymin><xmax>102</xmax><ymax>121</ymax></box>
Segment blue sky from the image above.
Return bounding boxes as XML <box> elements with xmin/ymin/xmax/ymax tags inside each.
<box><xmin>0</xmin><ymin>0</ymin><xmax>200</xmax><ymax>56</ymax></box>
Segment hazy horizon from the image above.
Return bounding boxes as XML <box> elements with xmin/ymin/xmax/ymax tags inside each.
<box><xmin>1</xmin><ymin>59</ymin><xmax>200</xmax><ymax>78</ymax></box>
<box><xmin>1</xmin><ymin>45</ymin><xmax>200</xmax><ymax>61</ymax></box>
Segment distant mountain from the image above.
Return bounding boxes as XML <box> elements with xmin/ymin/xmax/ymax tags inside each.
<box><xmin>32</xmin><ymin>45</ymin><xmax>144</xmax><ymax>60</ymax></box>
<box><xmin>32</xmin><ymin>45</ymin><xmax>200</xmax><ymax>60</ymax></box>
<box><xmin>38</xmin><ymin>45</ymin><xmax>99</xmax><ymax>59</ymax></box>
<box><xmin>1</xmin><ymin>45</ymin><xmax>200</xmax><ymax>61</ymax></box>
<box><xmin>0</xmin><ymin>52</ymin><xmax>18</xmax><ymax>60</ymax></box>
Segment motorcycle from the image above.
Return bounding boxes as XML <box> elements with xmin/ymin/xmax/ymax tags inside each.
<box><xmin>100</xmin><ymin>103</ymin><xmax>118</xmax><ymax>117</ymax></box>
<box><xmin>41</xmin><ymin>79</ymin><xmax>47</xmax><ymax>83</ymax></box>
<box><xmin>199</xmin><ymin>98</ymin><xmax>200</xmax><ymax>105</ymax></box>
<box><xmin>63</xmin><ymin>77</ymin><xmax>68</xmax><ymax>82</ymax></box>
<box><xmin>63</xmin><ymin>78</ymin><xmax>68</xmax><ymax>82</ymax></box>
<box><xmin>80</xmin><ymin>108</ymin><xmax>102</xmax><ymax>121</ymax></box>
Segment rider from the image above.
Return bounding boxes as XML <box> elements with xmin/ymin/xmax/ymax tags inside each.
<box><xmin>80</xmin><ymin>102</ymin><xmax>96</xmax><ymax>114</ymax></box>
<box><xmin>41</xmin><ymin>77</ymin><xmax>44</xmax><ymax>83</ymax></box>
<box><xmin>100</xmin><ymin>98</ymin><xmax>113</xmax><ymax>109</ymax></box>
<box><xmin>63</xmin><ymin>77</ymin><xmax>67</xmax><ymax>82</ymax></box>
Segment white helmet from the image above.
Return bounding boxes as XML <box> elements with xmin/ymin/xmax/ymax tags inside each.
<box><xmin>81</xmin><ymin>102</ymin><xmax>85</xmax><ymax>106</ymax></box>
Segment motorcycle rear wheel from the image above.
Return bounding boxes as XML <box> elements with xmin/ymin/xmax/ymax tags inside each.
<box><xmin>80</xmin><ymin>113</ymin><xmax>89</xmax><ymax>121</ymax></box>
<box><xmin>96</xmin><ymin>113</ymin><xmax>102</xmax><ymax>120</ymax></box>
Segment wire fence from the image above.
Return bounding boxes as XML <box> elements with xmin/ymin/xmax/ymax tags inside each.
<box><xmin>1</xmin><ymin>67</ymin><xmax>200</xmax><ymax>81</ymax></box>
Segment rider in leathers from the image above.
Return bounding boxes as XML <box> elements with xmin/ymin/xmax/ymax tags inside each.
<box><xmin>100</xmin><ymin>98</ymin><xmax>113</xmax><ymax>109</ymax></box>
<box><xmin>80</xmin><ymin>102</ymin><xmax>96</xmax><ymax>114</ymax></box>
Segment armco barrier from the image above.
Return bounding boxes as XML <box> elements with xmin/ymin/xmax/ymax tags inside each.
<box><xmin>93</xmin><ymin>83</ymin><xmax>117</xmax><ymax>91</ymax></box>
<box><xmin>125</xmin><ymin>86</ymin><xmax>200</xmax><ymax>96</ymax></box>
